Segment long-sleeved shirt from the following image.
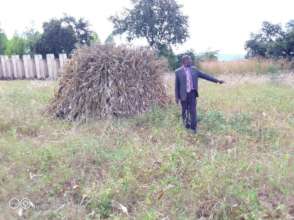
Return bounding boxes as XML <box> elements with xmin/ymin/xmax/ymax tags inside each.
<box><xmin>184</xmin><ymin>67</ymin><xmax>194</xmax><ymax>92</ymax></box>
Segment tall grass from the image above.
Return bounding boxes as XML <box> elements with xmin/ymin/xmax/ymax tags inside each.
<box><xmin>199</xmin><ymin>59</ymin><xmax>294</xmax><ymax>75</ymax></box>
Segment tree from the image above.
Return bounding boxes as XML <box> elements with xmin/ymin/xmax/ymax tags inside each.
<box><xmin>245</xmin><ymin>21</ymin><xmax>294</xmax><ymax>60</ymax></box>
<box><xmin>0</xmin><ymin>28</ymin><xmax>7</xmax><ymax>55</ymax></box>
<box><xmin>245</xmin><ymin>33</ymin><xmax>267</xmax><ymax>58</ymax></box>
<box><xmin>23</xmin><ymin>27</ymin><xmax>41</xmax><ymax>55</ymax></box>
<box><xmin>5</xmin><ymin>34</ymin><xmax>27</xmax><ymax>56</ymax></box>
<box><xmin>105</xmin><ymin>33</ymin><xmax>115</xmax><ymax>44</ymax></box>
<box><xmin>35</xmin><ymin>18</ymin><xmax>76</xmax><ymax>56</ymax></box>
<box><xmin>110</xmin><ymin>0</ymin><xmax>189</xmax><ymax>50</ymax></box>
<box><xmin>62</xmin><ymin>15</ymin><xmax>95</xmax><ymax>46</ymax></box>
<box><xmin>283</xmin><ymin>20</ymin><xmax>294</xmax><ymax>59</ymax></box>
<box><xmin>91</xmin><ymin>32</ymin><xmax>101</xmax><ymax>44</ymax></box>
<box><xmin>158</xmin><ymin>44</ymin><xmax>178</xmax><ymax>69</ymax></box>
<box><xmin>260</xmin><ymin>21</ymin><xmax>284</xmax><ymax>42</ymax></box>
<box><xmin>35</xmin><ymin>15</ymin><xmax>95</xmax><ymax>56</ymax></box>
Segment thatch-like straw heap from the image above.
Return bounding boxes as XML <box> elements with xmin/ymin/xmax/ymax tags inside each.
<box><xmin>47</xmin><ymin>44</ymin><xmax>169</xmax><ymax>122</ymax></box>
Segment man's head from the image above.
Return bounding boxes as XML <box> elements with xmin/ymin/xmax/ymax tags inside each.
<box><xmin>182</xmin><ymin>55</ymin><xmax>192</xmax><ymax>67</ymax></box>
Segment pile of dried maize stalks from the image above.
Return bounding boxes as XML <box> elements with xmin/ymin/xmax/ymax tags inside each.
<box><xmin>47</xmin><ymin>44</ymin><xmax>169</xmax><ymax>122</ymax></box>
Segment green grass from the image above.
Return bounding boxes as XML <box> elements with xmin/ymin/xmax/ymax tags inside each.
<box><xmin>0</xmin><ymin>79</ymin><xmax>293</xmax><ymax>219</ymax></box>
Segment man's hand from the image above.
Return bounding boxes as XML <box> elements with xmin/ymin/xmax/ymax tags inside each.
<box><xmin>217</xmin><ymin>80</ymin><xmax>225</xmax><ymax>84</ymax></box>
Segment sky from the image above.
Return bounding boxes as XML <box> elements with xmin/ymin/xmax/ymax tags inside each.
<box><xmin>0</xmin><ymin>0</ymin><xmax>293</xmax><ymax>55</ymax></box>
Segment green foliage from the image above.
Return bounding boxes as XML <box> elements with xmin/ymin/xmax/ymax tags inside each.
<box><xmin>246</xmin><ymin>20</ymin><xmax>294</xmax><ymax>60</ymax></box>
<box><xmin>0</xmin><ymin>26</ymin><xmax>41</xmax><ymax>56</ymax></box>
<box><xmin>91</xmin><ymin>32</ymin><xmax>101</xmax><ymax>44</ymax></box>
<box><xmin>35</xmin><ymin>18</ymin><xmax>77</xmax><ymax>56</ymax></box>
<box><xmin>0</xmin><ymin>16</ymin><xmax>96</xmax><ymax>56</ymax></box>
<box><xmin>0</xmin><ymin>28</ymin><xmax>8</xmax><ymax>54</ymax></box>
<box><xmin>139</xmin><ymin>209</ymin><xmax>157</xmax><ymax>220</ymax></box>
<box><xmin>86</xmin><ymin>187</ymin><xmax>113</xmax><ymax>218</ymax></box>
<box><xmin>110</xmin><ymin>0</ymin><xmax>189</xmax><ymax>50</ymax></box>
<box><xmin>228</xmin><ymin>113</ymin><xmax>252</xmax><ymax>134</ymax></box>
<box><xmin>97</xmin><ymin>190</ymin><xmax>113</xmax><ymax>218</ymax></box>
<box><xmin>23</xmin><ymin>27</ymin><xmax>41</xmax><ymax>55</ymax></box>
<box><xmin>200</xmin><ymin>110</ymin><xmax>227</xmax><ymax>133</ymax></box>
<box><xmin>133</xmin><ymin>104</ymin><xmax>178</xmax><ymax>130</ymax></box>
<box><xmin>62</xmin><ymin>15</ymin><xmax>94</xmax><ymax>46</ymax></box>
<box><xmin>5</xmin><ymin>34</ymin><xmax>27</xmax><ymax>56</ymax></box>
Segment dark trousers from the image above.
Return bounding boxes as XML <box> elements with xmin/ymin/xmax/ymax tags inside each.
<box><xmin>181</xmin><ymin>90</ymin><xmax>197</xmax><ymax>131</ymax></box>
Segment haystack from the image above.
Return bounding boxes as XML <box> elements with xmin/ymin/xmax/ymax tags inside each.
<box><xmin>47</xmin><ymin>44</ymin><xmax>169</xmax><ymax>121</ymax></box>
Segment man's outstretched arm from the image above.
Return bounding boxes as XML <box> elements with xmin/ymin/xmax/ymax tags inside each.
<box><xmin>198</xmin><ymin>70</ymin><xmax>224</xmax><ymax>84</ymax></box>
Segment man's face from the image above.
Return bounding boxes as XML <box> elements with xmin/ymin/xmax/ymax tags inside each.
<box><xmin>183</xmin><ymin>57</ymin><xmax>192</xmax><ymax>67</ymax></box>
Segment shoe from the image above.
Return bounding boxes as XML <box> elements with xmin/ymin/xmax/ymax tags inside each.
<box><xmin>191</xmin><ymin>129</ymin><xmax>197</xmax><ymax>134</ymax></box>
<box><xmin>185</xmin><ymin>124</ymin><xmax>191</xmax><ymax>129</ymax></box>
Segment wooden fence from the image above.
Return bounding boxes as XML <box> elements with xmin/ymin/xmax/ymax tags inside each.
<box><xmin>0</xmin><ymin>54</ymin><xmax>68</xmax><ymax>80</ymax></box>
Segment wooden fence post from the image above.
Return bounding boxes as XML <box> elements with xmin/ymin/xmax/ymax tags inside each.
<box><xmin>11</xmin><ymin>55</ymin><xmax>24</xmax><ymax>79</ymax></box>
<box><xmin>7</xmin><ymin>56</ymin><xmax>13</xmax><ymax>79</ymax></box>
<box><xmin>59</xmin><ymin>53</ymin><xmax>68</xmax><ymax>69</ymax></box>
<box><xmin>0</xmin><ymin>56</ymin><xmax>4</xmax><ymax>79</ymax></box>
<box><xmin>1</xmin><ymin>56</ymin><xmax>13</xmax><ymax>79</ymax></box>
<box><xmin>47</xmin><ymin>54</ymin><xmax>58</xmax><ymax>80</ymax></box>
<box><xmin>23</xmin><ymin>55</ymin><xmax>36</xmax><ymax>79</ymax></box>
<box><xmin>1</xmin><ymin>55</ymin><xmax>11</xmax><ymax>79</ymax></box>
<box><xmin>34</xmin><ymin>54</ymin><xmax>48</xmax><ymax>79</ymax></box>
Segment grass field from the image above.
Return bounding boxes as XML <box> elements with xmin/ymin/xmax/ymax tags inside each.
<box><xmin>0</xmin><ymin>74</ymin><xmax>293</xmax><ymax>219</ymax></box>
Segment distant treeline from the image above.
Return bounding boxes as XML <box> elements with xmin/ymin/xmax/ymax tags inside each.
<box><xmin>245</xmin><ymin>20</ymin><xmax>294</xmax><ymax>60</ymax></box>
<box><xmin>0</xmin><ymin>15</ymin><xmax>101</xmax><ymax>58</ymax></box>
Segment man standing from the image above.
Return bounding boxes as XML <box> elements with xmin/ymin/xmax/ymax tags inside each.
<box><xmin>175</xmin><ymin>55</ymin><xmax>224</xmax><ymax>134</ymax></box>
